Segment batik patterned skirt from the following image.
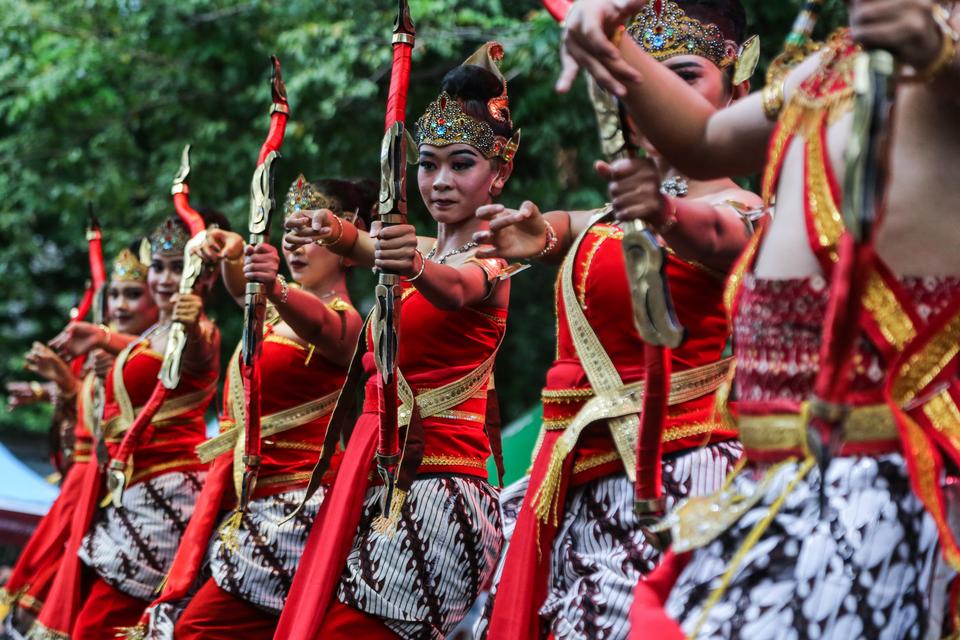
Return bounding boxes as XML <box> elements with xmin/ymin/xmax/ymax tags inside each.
<box><xmin>79</xmin><ymin>470</ymin><xmax>206</xmax><ymax>601</ymax></box>
<box><xmin>665</xmin><ymin>453</ymin><xmax>955</xmax><ymax>640</ymax></box>
<box><xmin>475</xmin><ymin>441</ymin><xmax>741</xmax><ymax>640</ymax></box>
<box><xmin>335</xmin><ymin>475</ymin><xmax>502</xmax><ymax>640</ymax></box>
<box><xmin>209</xmin><ymin>485</ymin><xmax>325</xmax><ymax>614</ymax></box>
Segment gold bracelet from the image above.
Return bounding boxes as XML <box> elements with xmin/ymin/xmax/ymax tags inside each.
<box><xmin>535</xmin><ymin>219</ymin><xmax>560</xmax><ymax>259</ymax></box>
<box><xmin>316</xmin><ymin>215</ymin><xmax>344</xmax><ymax>247</ymax></box>
<box><xmin>98</xmin><ymin>323</ymin><xmax>112</xmax><ymax>348</ymax></box>
<box><xmin>406</xmin><ymin>250</ymin><xmax>426</xmax><ymax>282</ymax></box>
<box><xmin>276</xmin><ymin>274</ymin><xmax>289</xmax><ymax>303</ymax></box>
<box><xmin>910</xmin><ymin>5</ymin><xmax>958</xmax><ymax>83</ymax></box>
<box><xmin>30</xmin><ymin>381</ymin><xmax>44</xmax><ymax>399</ymax></box>
<box><xmin>761</xmin><ymin>74</ymin><xmax>786</xmax><ymax>121</ymax></box>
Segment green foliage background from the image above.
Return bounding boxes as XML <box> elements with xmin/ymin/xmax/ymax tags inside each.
<box><xmin>0</xmin><ymin>0</ymin><xmax>845</xmax><ymax>438</ymax></box>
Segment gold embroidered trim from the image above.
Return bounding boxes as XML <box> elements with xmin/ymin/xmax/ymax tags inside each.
<box><xmin>18</xmin><ymin>593</ymin><xmax>43</xmax><ymax>613</ymax></box>
<box><xmin>543</xmin><ymin>417</ymin><xmax>573</xmax><ymax>431</ymax></box>
<box><xmin>862</xmin><ymin>271</ymin><xmax>917</xmax><ymax>350</ymax></box>
<box><xmin>805</xmin><ymin>127</ymin><xmax>844</xmax><ymax>254</ymax></box>
<box><xmin>432</xmin><ymin>409</ymin><xmax>486</xmax><ymax>424</ymax></box>
<box><xmin>265</xmin><ymin>440</ymin><xmax>325</xmax><ymax>452</ymax></box>
<box><xmin>102</xmin><ymin>385</ymin><xmax>215</xmax><ymax>440</ymax></box>
<box><xmin>576</xmin><ymin>229</ymin><xmax>611</xmax><ymax>308</ymax></box>
<box><xmin>924</xmin><ymin>390</ymin><xmax>960</xmax><ymax>455</ymax></box>
<box><xmin>572</xmin><ymin>451</ymin><xmax>621</xmax><ymax>475</ymax></box>
<box><xmin>264</xmin><ymin>333</ymin><xmax>308</xmax><ymax>351</ymax></box>
<box><xmin>129</xmin><ymin>458</ymin><xmax>200</xmax><ymax>485</ymax></box>
<box><xmin>541</xmin><ymin>358</ymin><xmax>734</xmax><ymax>408</ymax></box>
<box><xmin>662</xmin><ymin>421</ymin><xmax>723</xmax><ymax>442</ymax></box>
<box><xmin>466</xmin><ymin>307</ymin><xmax>508</xmax><ymax>326</ymax></box>
<box><xmin>420</xmin><ymin>455</ymin><xmax>488</xmax><ymax>470</ymax></box>
<box><xmin>893</xmin><ymin>313</ymin><xmax>960</xmax><ymax>404</ymax></box>
<box><xmin>738</xmin><ymin>403</ymin><xmax>897</xmax><ymax>451</ymax></box>
<box><xmin>256</xmin><ymin>471</ymin><xmax>314</xmax><ymax>488</ymax></box>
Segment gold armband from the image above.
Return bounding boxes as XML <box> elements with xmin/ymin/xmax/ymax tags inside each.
<box><xmin>908</xmin><ymin>5</ymin><xmax>958</xmax><ymax>83</ymax></box>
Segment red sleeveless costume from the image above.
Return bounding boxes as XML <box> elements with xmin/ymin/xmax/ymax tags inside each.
<box><xmin>277</xmin><ymin>277</ymin><xmax>507</xmax><ymax>640</ymax></box>
<box><xmin>30</xmin><ymin>336</ymin><xmax>216</xmax><ymax>640</ymax></box>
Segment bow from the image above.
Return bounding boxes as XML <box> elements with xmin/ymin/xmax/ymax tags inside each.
<box><xmin>83</xmin><ymin>208</ymin><xmax>113</xmax><ymax>468</ymax></box>
<box><xmin>372</xmin><ymin>0</ymin><xmax>415</xmax><ymax>517</ymax></box>
<box><xmin>238</xmin><ymin>55</ymin><xmax>288</xmax><ymax>515</ymax></box>
<box><xmin>105</xmin><ymin>145</ymin><xmax>209</xmax><ymax>507</ymax></box>
<box><xmin>546</xmin><ymin>0</ymin><xmax>683</xmax><ymax>543</ymax></box>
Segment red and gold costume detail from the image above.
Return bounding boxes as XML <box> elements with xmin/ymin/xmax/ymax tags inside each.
<box><xmin>2</xmin><ymin>247</ymin><xmax>150</xmax><ymax>639</ymax></box>
<box><xmin>632</xmin><ymin>30</ymin><xmax>960</xmax><ymax>639</ymax></box>
<box><xmin>277</xmin><ymin>268</ymin><xmax>508</xmax><ymax>640</ymax></box>
<box><xmin>486</xmin><ymin>216</ymin><xmax>739</xmax><ymax>640</ymax></box>
<box><xmin>0</xmin><ymin>379</ymin><xmax>96</xmax><ymax>637</ymax></box>
<box><xmin>129</xmin><ymin>305</ymin><xmax>350</xmax><ymax>639</ymax></box>
<box><xmin>28</xmin><ymin>329</ymin><xmax>216</xmax><ymax>640</ymax></box>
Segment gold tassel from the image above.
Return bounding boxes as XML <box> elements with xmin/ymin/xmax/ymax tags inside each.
<box><xmin>531</xmin><ymin>438</ymin><xmax>574</xmax><ymax>528</ymax></box>
<box><xmin>0</xmin><ymin>586</ymin><xmax>19</xmax><ymax>621</ymax></box>
<box><xmin>371</xmin><ymin>489</ymin><xmax>408</xmax><ymax>538</ymax></box>
<box><xmin>217</xmin><ymin>509</ymin><xmax>244</xmax><ymax>553</ymax></box>
<box><xmin>115</xmin><ymin>623</ymin><xmax>147</xmax><ymax>640</ymax></box>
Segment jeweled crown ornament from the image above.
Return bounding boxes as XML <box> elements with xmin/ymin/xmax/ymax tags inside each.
<box><xmin>628</xmin><ymin>0</ymin><xmax>734</xmax><ymax>68</ymax></box>
<box><xmin>283</xmin><ymin>174</ymin><xmax>339</xmax><ymax>217</ymax></box>
<box><xmin>111</xmin><ymin>248</ymin><xmax>148</xmax><ymax>283</ymax></box>
<box><xmin>415</xmin><ymin>42</ymin><xmax>521</xmax><ymax>162</ymax></box>
<box><xmin>148</xmin><ymin>216</ymin><xmax>191</xmax><ymax>256</ymax></box>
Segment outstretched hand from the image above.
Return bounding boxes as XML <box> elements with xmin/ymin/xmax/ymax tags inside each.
<box><xmin>473</xmin><ymin>201</ymin><xmax>548</xmax><ymax>260</ymax></box>
<box><xmin>48</xmin><ymin>322</ymin><xmax>106</xmax><ymax>360</ymax></box>
<box><xmin>556</xmin><ymin>0</ymin><xmax>645</xmax><ymax>96</ymax></box>
<box><xmin>195</xmin><ymin>228</ymin><xmax>244</xmax><ymax>264</ymax></box>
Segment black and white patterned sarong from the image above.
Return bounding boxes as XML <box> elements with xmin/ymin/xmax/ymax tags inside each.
<box><xmin>665</xmin><ymin>453</ymin><xmax>955</xmax><ymax>640</ymax></box>
<box><xmin>209</xmin><ymin>486</ymin><xmax>325</xmax><ymax>614</ymax></box>
<box><xmin>335</xmin><ymin>475</ymin><xmax>502</xmax><ymax>640</ymax></box>
<box><xmin>475</xmin><ymin>441</ymin><xmax>741</xmax><ymax>640</ymax></box>
<box><xmin>79</xmin><ymin>470</ymin><xmax>206</xmax><ymax>600</ymax></box>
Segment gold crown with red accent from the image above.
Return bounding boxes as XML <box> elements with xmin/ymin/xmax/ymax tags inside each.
<box><xmin>283</xmin><ymin>174</ymin><xmax>339</xmax><ymax>217</ymax></box>
<box><xmin>148</xmin><ymin>217</ymin><xmax>190</xmax><ymax>256</ymax></box>
<box><xmin>415</xmin><ymin>42</ymin><xmax>521</xmax><ymax>162</ymax></box>
<box><xmin>111</xmin><ymin>248</ymin><xmax>148</xmax><ymax>283</ymax></box>
<box><xmin>627</xmin><ymin>0</ymin><xmax>734</xmax><ymax>69</ymax></box>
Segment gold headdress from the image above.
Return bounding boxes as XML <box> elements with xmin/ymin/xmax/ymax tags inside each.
<box><xmin>627</xmin><ymin>1</ymin><xmax>759</xmax><ymax>83</ymax></box>
<box><xmin>415</xmin><ymin>42</ymin><xmax>521</xmax><ymax>162</ymax></box>
<box><xmin>111</xmin><ymin>248</ymin><xmax>148</xmax><ymax>283</ymax></box>
<box><xmin>148</xmin><ymin>217</ymin><xmax>190</xmax><ymax>256</ymax></box>
<box><xmin>284</xmin><ymin>174</ymin><xmax>340</xmax><ymax>217</ymax></box>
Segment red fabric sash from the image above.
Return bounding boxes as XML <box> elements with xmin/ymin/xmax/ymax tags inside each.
<box><xmin>486</xmin><ymin>429</ymin><xmax>569</xmax><ymax>640</ymax></box>
<box><xmin>273</xmin><ymin>414</ymin><xmax>378</xmax><ymax>639</ymax></box>
<box><xmin>31</xmin><ymin>459</ymin><xmax>104</xmax><ymax>637</ymax></box>
<box><xmin>2</xmin><ymin>461</ymin><xmax>89</xmax><ymax>611</ymax></box>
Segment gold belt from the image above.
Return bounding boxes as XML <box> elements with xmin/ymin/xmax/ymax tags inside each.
<box><xmin>541</xmin><ymin>357</ymin><xmax>734</xmax><ymax>423</ymax></box>
<box><xmin>739</xmin><ymin>403</ymin><xmax>898</xmax><ymax>451</ymax></box>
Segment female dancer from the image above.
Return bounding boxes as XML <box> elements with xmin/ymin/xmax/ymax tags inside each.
<box><xmin>276</xmin><ymin>43</ymin><xmax>519</xmax><ymax>639</ymax></box>
<box><xmin>562</xmin><ymin>0</ymin><xmax>960</xmax><ymax>636</ymax></box>
<box><xmin>2</xmin><ymin>246</ymin><xmax>157</xmax><ymax>639</ymax></box>
<box><xmin>132</xmin><ymin>176</ymin><xmax>372</xmax><ymax>639</ymax></box>
<box><xmin>35</xmin><ymin>212</ymin><xmax>225</xmax><ymax>639</ymax></box>
<box><xmin>478</xmin><ymin>3</ymin><xmax>761</xmax><ymax>638</ymax></box>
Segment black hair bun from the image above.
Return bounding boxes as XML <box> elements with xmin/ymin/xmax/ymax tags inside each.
<box><xmin>441</xmin><ymin>65</ymin><xmax>504</xmax><ymax>103</ymax></box>
<box><xmin>196</xmin><ymin>206</ymin><xmax>232</xmax><ymax>233</ymax></box>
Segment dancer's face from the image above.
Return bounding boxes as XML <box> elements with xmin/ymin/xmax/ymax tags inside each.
<box><xmin>108</xmin><ymin>280</ymin><xmax>158</xmax><ymax>334</ymax></box>
<box><xmin>417</xmin><ymin>143</ymin><xmax>509</xmax><ymax>225</ymax></box>
<box><xmin>147</xmin><ymin>253</ymin><xmax>183</xmax><ymax>313</ymax></box>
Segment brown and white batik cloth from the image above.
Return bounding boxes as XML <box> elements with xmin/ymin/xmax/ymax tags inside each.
<box><xmin>209</xmin><ymin>486</ymin><xmax>326</xmax><ymax>614</ymax></box>
<box><xmin>665</xmin><ymin>453</ymin><xmax>957</xmax><ymax>640</ymax></box>
<box><xmin>335</xmin><ymin>475</ymin><xmax>502</xmax><ymax>640</ymax></box>
<box><xmin>78</xmin><ymin>470</ymin><xmax>206</xmax><ymax>600</ymax></box>
<box><xmin>475</xmin><ymin>441</ymin><xmax>741</xmax><ymax>640</ymax></box>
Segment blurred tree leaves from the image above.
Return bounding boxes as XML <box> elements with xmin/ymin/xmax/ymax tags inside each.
<box><xmin>0</xmin><ymin>0</ymin><xmax>844</xmax><ymax>435</ymax></box>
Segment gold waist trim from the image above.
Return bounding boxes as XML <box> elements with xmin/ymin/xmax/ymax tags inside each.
<box><xmin>129</xmin><ymin>457</ymin><xmax>202</xmax><ymax>486</ymax></box>
<box><xmin>420</xmin><ymin>455</ymin><xmax>488</xmax><ymax>470</ymax></box>
<box><xmin>196</xmin><ymin>390</ymin><xmax>339</xmax><ymax>463</ymax></box>
<box><xmin>739</xmin><ymin>403</ymin><xmax>897</xmax><ymax>451</ymax></box>
<box><xmin>541</xmin><ymin>357</ymin><xmax>734</xmax><ymax>407</ymax></box>
<box><xmin>255</xmin><ymin>471</ymin><xmax>314</xmax><ymax>490</ymax></box>
<box><xmin>102</xmin><ymin>385</ymin><xmax>215</xmax><ymax>440</ymax></box>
